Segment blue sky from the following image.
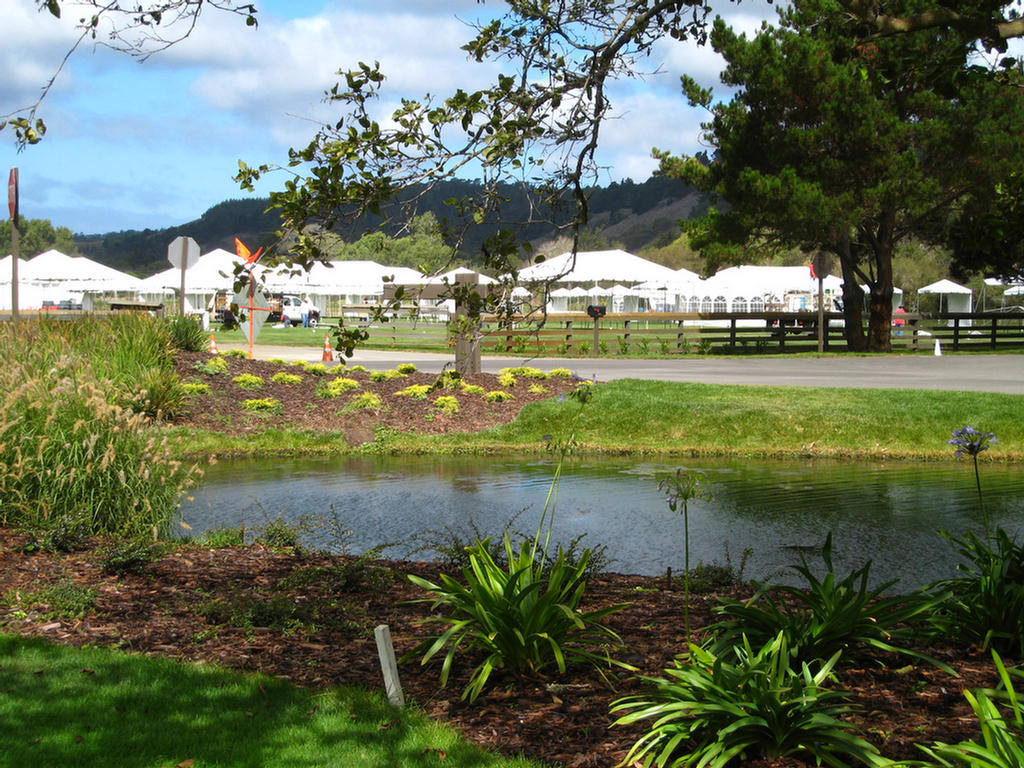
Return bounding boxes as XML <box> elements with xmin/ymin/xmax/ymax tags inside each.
<box><xmin>1</xmin><ymin>0</ymin><xmax>767</xmax><ymax>236</ymax></box>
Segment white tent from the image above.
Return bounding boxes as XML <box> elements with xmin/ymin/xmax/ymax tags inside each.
<box><xmin>516</xmin><ymin>249</ymin><xmax>679</xmax><ymax>285</ymax></box>
<box><xmin>0</xmin><ymin>254</ymin><xmax>44</xmax><ymax>310</ymax></box>
<box><xmin>919</xmin><ymin>279</ymin><xmax>972</xmax><ymax>312</ymax></box>
<box><xmin>18</xmin><ymin>250</ymin><xmax>144</xmax><ymax>308</ymax></box>
<box><xmin>918</xmin><ymin>278</ymin><xmax>972</xmax><ymax>326</ymax></box>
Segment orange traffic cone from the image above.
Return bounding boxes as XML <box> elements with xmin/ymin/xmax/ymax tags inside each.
<box><xmin>209</xmin><ymin>334</ymin><xmax>219</xmax><ymax>355</ymax></box>
<box><xmin>322</xmin><ymin>334</ymin><xmax>334</xmax><ymax>362</ymax></box>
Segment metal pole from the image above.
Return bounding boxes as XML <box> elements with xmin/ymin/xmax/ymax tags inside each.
<box><xmin>178</xmin><ymin>238</ymin><xmax>188</xmax><ymax>316</ymax></box>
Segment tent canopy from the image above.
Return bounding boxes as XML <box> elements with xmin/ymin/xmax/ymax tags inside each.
<box><xmin>515</xmin><ymin>249</ymin><xmax>679</xmax><ymax>285</ymax></box>
<box><xmin>919</xmin><ymin>278</ymin><xmax>972</xmax><ymax>295</ymax></box>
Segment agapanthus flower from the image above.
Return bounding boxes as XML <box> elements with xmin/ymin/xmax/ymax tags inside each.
<box><xmin>947</xmin><ymin>426</ymin><xmax>997</xmax><ymax>459</ymax></box>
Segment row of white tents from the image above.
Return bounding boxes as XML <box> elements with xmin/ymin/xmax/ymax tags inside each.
<box><xmin>0</xmin><ymin>246</ymin><xmax>992</xmax><ymax>316</ymax></box>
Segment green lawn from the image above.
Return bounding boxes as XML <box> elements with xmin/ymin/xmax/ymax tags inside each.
<box><xmin>0</xmin><ymin>634</ymin><xmax>541</xmax><ymax>768</ymax></box>
<box><xmin>166</xmin><ymin>379</ymin><xmax>1024</xmax><ymax>461</ymax></box>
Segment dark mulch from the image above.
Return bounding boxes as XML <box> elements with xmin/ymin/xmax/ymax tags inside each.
<box><xmin>0</xmin><ymin>528</ymin><xmax>1001</xmax><ymax>768</ymax></box>
<box><xmin>171</xmin><ymin>350</ymin><xmax>580</xmax><ymax>441</ymax></box>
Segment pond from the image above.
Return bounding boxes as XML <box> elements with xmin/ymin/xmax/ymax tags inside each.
<box><xmin>177</xmin><ymin>455</ymin><xmax>1024</xmax><ymax>592</ymax></box>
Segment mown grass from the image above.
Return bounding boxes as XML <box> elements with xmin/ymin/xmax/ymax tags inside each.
<box><xmin>0</xmin><ymin>634</ymin><xmax>541</xmax><ymax>768</ymax></box>
<box><xmin>165</xmin><ymin>379</ymin><xmax>1024</xmax><ymax>461</ymax></box>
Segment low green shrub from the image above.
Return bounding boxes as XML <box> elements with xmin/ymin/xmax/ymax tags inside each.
<box><xmin>549</xmin><ymin>368</ymin><xmax>573</xmax><ymax>377</ymax></box>
<box><xmin>612</xmin><ymin>633</ymin><xmax>887</xmax><ymax>768</ymax></box>
<box><xmin>433</xmin><ymin>395</ymin><xmax>460</xmax><ymax>414</ymax></box>
<box><xmin>242</xmin><ymin>397</ymin><xmax>282</xmax><ymax>414</ymax></box>
<box><xmin>926</xmin><ymin>528</ymin><xmax>1024</xmax><ymax>656</ymax></box>
<box><xmin>253</xmin><ymin>517</ymin><xmax>302</xmax><ymax>549</ymax></box>
<box><xmin>395</xmin><ymin>384</ymin><xmax>432</xmax><ymax>399</ymax></box>
<box><xmin>345</xmin><ymin>392</ymin><xmax>382</xmax><ymax>411</ymax></box>
<box><xmin>232</xmin><ymin>373</ymin><xmax>264</xmax><ymax>390</ymax></box>
<box><xmin>528</xmin><ymin>383</ymin><xmax>548</xmax><ymax>394</ymax></box>
<box><xmin>396</xmin><ymin>363</ymin><xmax>418</xmax><ymax>374</ymax></box>
<box><xmin>710</xmin><ymin>533</ymin><xmax>938</xmax><ymax>670</ymax></box>
<box><xmin>270</xmin><ymin>372</ymin><xmax>303</xmax><ymax>385</ymax></box>
<box><xmin>193</xmin><ymin>356</ymin><xmax>229</xmax><ymax>375</ymax></box>
<box><xmin>406</xmin><ymin>534</ymin><xmax>629</xmax><ymax>702</ymax></box>
<box><xmin>97</xmin><ymin>539</ymin><xmax>165</xmax><ymax>576</ymax></box>
<box><xmin>5</xmin><ymin>578</ymin><xmax>97</xmax><ymax>621</ymax></box>
<box><xmin>498</xmin><ymin>372</ymin><xmax>517</xmax><ymax>388</ymax></box>
<box><xmin>369</xmin><ymin>370</ymin><xmax>389</xmax><ymax>382</ymax></box>
<box><xmin>915</xmin><ymin>651</ymin><xmax>1024</xmax><ymax>768</ymax></box>
<box><xmin>166</xmin><ymin>315</ymin><xmax>207</xmax><ymax>351</ymax></box>
<box><xmin>181</xmin><ymin>381</ymin><xmax>211</xmax><ymax>395</ymax></box>
<box><xmin>318</xmin><ymin>377</ymin><xmax>360</xmax><ymax>398</ymax></box>
<box><xmin>460</xmin><ymin>383</ymin><xmax>485</xmax><ymax>395</ymax></box>
<box><xmin>222</xmin><ymin>349</ymin><xmax>248</xmax><ymax>359</ymax></box>
<box><xmin>484</xmin><ymin>390</ymin><xmax>514</xmax><ymax>402</ymax></box>
<box><xmin>197</xmin><ymin>526</ymin><xmax>245</xmax><ymax>548</ymax></box>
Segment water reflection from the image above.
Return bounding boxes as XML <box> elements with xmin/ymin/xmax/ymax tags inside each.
<box><xmin>178</xmin><ymin>455</ymin><xmax>1024</xmax><ymax>591</ymax></box>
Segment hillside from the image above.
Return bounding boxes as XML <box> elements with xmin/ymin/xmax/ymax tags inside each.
<box><xmin>75</xmin><ymin>176</ymin><xmax>708</xmax><ymax>277</ymax></box>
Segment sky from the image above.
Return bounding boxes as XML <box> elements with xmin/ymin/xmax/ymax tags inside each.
<box><xmin>0</xmin><ymin>0</ymin><xmax>772</xmax><ymax>236</ymax></box>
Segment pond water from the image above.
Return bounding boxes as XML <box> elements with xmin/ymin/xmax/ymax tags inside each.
<box><xmin>177</xmin><ymin>455</ymin><xmax>1024</xmax><ymax>592</ymax></box>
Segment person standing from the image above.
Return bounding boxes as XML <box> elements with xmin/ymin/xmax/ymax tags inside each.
<box><xmin>300</xmin><ymin>295</ymin><xmax>312</xmax><ymax>328</ymax></box>
<box><xmin>893</xmin><ymin>305</ymin><xmax>906</xmax><ymax>336</ymax></box>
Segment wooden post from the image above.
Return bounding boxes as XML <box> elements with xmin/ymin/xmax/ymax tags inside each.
<box><xmin>953</xmin><ymin>316</ymin><xmax>961</xmax><ymax>351</ymax></box>
<box><xmin>8</xmin><ymin>168</ymin><xmax>18</xmax><ymax>322</ymax></box>
<box><xmin>729</xmin><ymin>318</ymin><xmax>737</xmax><ymax>350</ymax></box>
<box><xmin>592</xmin><ymin>316</ymin><xmax>600</xmax><ymax>354</ymax></box>
<box><xmin>374</xmin><ymin>624</ymin><xmax>405</xmax><ymax>708</ymax></box>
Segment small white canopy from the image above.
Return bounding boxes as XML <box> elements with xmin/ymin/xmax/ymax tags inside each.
<box><xmin>516</xmin><ymin>249</ymin><xmax>678</xmax><ymax>285</ymax></box>
<box><xmin>919</xmin><ymin>278</ymin><xmax>973</xmax><ymax>295</ymax></box>
<box><xmin>1005</xmin><ymin>285</ymin><xmax>1024</xmax><ymax>296</ymax></box>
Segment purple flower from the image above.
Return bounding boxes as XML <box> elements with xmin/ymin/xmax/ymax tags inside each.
<box><xmin>947</xmin><ymin>427</ymin><xmax>997</xmax><ymax>459</ymax></box>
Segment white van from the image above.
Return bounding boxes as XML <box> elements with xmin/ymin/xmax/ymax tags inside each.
<box><xmin>279</xmin><ymin>295</ymin><xmax>321</xmax><ymax>327</ymax></box>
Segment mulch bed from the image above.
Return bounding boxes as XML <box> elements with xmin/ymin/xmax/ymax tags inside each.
<box><xmin>171</xmin><ymin>350</ymin><xmax>581</xmax><ymax>441</ymax></box>
<box><xmin>0</xmin><ymin>528</ymin><xmax>1002</xmax><ymax>768</ymax></box>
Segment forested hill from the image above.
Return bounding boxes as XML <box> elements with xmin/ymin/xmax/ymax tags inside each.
<box><xmin>75</xmin><ymin>176</ymin><xmax>709</xmax><ymax>276</ymax></box>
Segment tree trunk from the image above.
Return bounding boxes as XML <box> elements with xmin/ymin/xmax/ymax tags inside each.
<box><xmin>837</xmin><ymin>238</ymin><xmax>867</xmax><ymax>351</ymax></box>
<box><xmin>865</xmin><ymin>219</ymin><xmax>895</xmax><ymax>353</ymax></box>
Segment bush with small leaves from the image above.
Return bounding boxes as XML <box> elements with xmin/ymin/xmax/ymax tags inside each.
<box><xmin>433</xmin><ymin>395</ymin><xmax>460</xmax><ymax>414</ymax></box>
<box><xmin>267</xmin><ymin>358</ymin><xmax>287</xmax><ymax>365</ymax></box>
<box><xmin>498</xmin><ymin>372</ymin><xmax>517</xmax><ymax>387</ymax></box>
<box><xmin>528</xmin><ymin>383</ymin><xmax>548</xmax><ymax>394</ymax></box>
<box><xmin>435</xmin><ymin>370</ymin><xmax>462</xmax><ymax>389</ymax></box>
<box><xmin>270</xmin><ymin>372</ymin><xmax>303</xmax><ymax>385</ymax></box>
<box><xmin>318</xmin><ymin>377</ymin><xmax>360</xmax><ymax>398</ymax></box>
<box><xmin>242</xmin><ymin>397</ymin><xmax>281</xmax><ymax>414</ymax></box>
<box><xmin>549</xmin><ymin>368</ymin><xmax>573</xmax><ymax>377</ymax></box>
<box><xmin>369</xmin><ymin>370</ymin><xmax>389</xmax><ymax>382</ymax></box>
<box><xmin>396</xmin><ymin>384</ymin><xmax>432</xmax><ymax>399</ymax></box>
<box><xmin>484</xmin><ymin>390</ymin><xmax>514</xmax><ymax>402</ymax></box>
<box><xmin>461</xmin><ymin>383</ymin><xmax>485</xmax><ymax>395</ymax></box>
<box><xmin>347</xmin><ymin>365</ymin><xmax>368</xmax><ymax>373</ymax></box>
<box><xmin>97</xmin><ymin>539</ymin><xmax>165</xmax><ymax>576</ymax></box>
<box><xmin>197</xmin><ymin>527</ymin><xmax>245</xmax><ymax>548</ymax></box>
<box><xmin>222</xmin><ymin>349</ymin><xmax>247</xmax><ymax>359</ymax></box>
<box><xmin>181</xmin><ymin>381</ymin><xmax>211</xmax><ymax>396</ymax></box>
<box><xmin>193</xmin><ymin>356</ymin><xmax>228</xmax><ymax>375</ymax></box>
<box><xmin>254</xmin><ymin>517</ymin><xmax>301</xmax><ymax>549</ymax></box>
<box><xmin>345</xmin><ymin>392</ymin><xmax>382</xmax><ymax>411</ymax></box>
<box><xmin>396</xmin><ymin>363</ymin><xmax>418</xmax><ymax>374</ymax></box>
<box><xmin>232</xmin><ymin>373</ymin><xmax>264</xmax><ymax>390</ymax></box>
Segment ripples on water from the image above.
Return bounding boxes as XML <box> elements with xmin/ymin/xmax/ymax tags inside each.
<box><xmin>178</xmin><ymin>455</ymin><xmax>1024</xmax><ymax>591</ymax></box>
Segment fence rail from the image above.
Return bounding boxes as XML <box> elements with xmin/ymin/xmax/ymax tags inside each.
<box><xmin>478</xmin><ymin>311</ymin><xmax>1024</xmax><ymax>354</ymax></box>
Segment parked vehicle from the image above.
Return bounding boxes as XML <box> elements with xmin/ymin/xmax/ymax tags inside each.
<box><xmin>278</xmin><ymin>295</ymin><xmax>321</xmax><ymax>328</ymax></box>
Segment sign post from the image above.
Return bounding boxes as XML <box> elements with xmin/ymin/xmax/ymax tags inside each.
<box><xmin>167</xmin><ymin>236</ymin><xmax>200</xmax><ymax>316</ymax></box>
<box><xmin>8</xmin><ymin>169</ymin><xmax>19</xmax><ymax>321</ymax></box>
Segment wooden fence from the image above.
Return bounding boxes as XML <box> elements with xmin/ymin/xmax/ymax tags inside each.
<box><xmin>478</xmin><ymin>311</ymin><xmax>1024</xmax><ymax>354</ymax></box>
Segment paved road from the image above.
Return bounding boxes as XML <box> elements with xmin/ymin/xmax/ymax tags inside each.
<box><xmin>219</xmin><ymin>341</ymin><xmax>1024</xmax><ymax>394</ymax></box>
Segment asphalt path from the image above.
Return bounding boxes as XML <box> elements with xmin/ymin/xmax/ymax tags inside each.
<box><xmin>220</xmin><ymin>341</ymin><xmax>1024</xmax><ymax>394</ymax></box>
